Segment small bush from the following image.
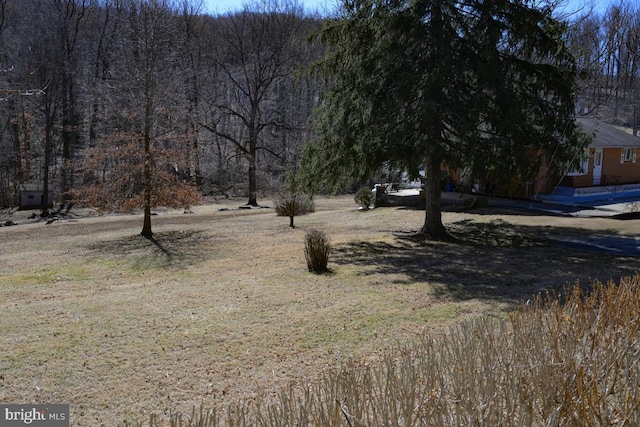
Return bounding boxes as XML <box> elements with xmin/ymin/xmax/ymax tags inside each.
<box><xmin>274</xmin><ymin>193</ymin><xmax>315</xmax><ymax>217</ymax></box>
<box><xmin>354</xmin><ymin>187</ymin><xmax>374</xmax><ymax>210</ymax></box>
<box><xmin>274</xmin><ymin>171</ymin><xmax>315</xmax><ymax>228</ymax></box>
<box><xmin>304</xmin><ymin>229</ymin><xmax>330</xmax><ymax>273</ymax></box>
<box><xmin>274</xmin><ymin>192</ymin><xmax>314</xmax><ymax>228</ymax></box>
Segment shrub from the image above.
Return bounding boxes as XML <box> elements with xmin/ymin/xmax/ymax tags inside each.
<box><xmin>274</xmin><ymin>171</ymin><xmax>315</xmax><ymax>228</ymax></box>
<box><xmin>274</xmin><ymin>193</ymin><xmax>314</xmax><ymax>226</ymax></box>
<box><xmin>304</xmin><ymin>229</ymin><xmax>330</xmax><ymax>273</ymax></box>
<box><xmin>354</xmin><ymin>187</ymin><xmax>374</xmax><ymax>210</ymax></box>
<box><xmin>274</xmin><ymin>195</ymin><xmax>314</xmax><ymax>216</ymax></box>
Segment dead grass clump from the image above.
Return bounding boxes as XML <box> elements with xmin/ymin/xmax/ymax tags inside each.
<box><xmin>127</xmin><ymin>275</ymin><xmax>640</xmax><ymax>426</ymax></box>
<box><xmin>304</xmin><ymin>229</ymin><xmax>331</xmax><ymax>273</ymax></box>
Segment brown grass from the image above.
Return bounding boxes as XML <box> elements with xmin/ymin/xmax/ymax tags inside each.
<box><xmin>211</xmin><ymin>277</ymin><xmax>640</xmax><ymax>427</ymax></box>
<box><xmin>1</xmin><ymin>196</ymin><xmax>639</xmax><ymax>426</ymax></box>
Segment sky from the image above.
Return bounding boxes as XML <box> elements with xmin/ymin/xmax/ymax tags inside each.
<box><xmin>200</xmin><ymin>0</ymin><xmax>337</xmax><ymax>15</ymax></box>
<box><xmin>200</xmin><ymin>0</ymin><xmax>610</xmax><ymax>16</ymax></box>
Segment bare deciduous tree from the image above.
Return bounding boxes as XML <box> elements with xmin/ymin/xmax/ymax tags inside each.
<box><xmin>202</xmin><ymin>0</ymin><xmax>308</xmax><ymax>206</ymax></box>
<box><xmin>570</xmin><ymin>0</ymin><xmax>640</xmax><ymax>131</ymax></box>
<box><xmin>75</xmin><ymin>0</ymin><xmax>200</xmax><ymax>237</ymax></box>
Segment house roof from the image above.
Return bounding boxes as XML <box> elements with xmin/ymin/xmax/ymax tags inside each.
<box><xmin>577</xmin><ymin>117</ymin><xmax>640</xmax><ymax>148</ymax></box>
<box><xmin>19</xmin><ymin>183</ymin><xmax>45</xmax><ymax>191</ymax></box>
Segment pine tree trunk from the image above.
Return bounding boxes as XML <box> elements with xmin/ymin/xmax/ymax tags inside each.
<box><xmin>420</xmin><ymin>152</ymin><xmax>449</xmax><ymax>240</ymax></box>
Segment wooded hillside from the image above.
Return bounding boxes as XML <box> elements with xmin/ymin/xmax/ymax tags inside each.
<box><xmin>0</xmin><ymin>0</ymin><xmax>322</xmax><ymax>210</ymax></box>
<box><xmin>570</xmin><ymin>1</ymin><xmax>640</xmax><ymax>131</ymax></box>
<box><xmin>0</xmin><ymin>0</ymin><xmax>637</xmax><ymax>210</ymax></box>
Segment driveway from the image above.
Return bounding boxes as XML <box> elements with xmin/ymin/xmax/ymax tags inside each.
<box><xmin>488</xmin><ymin>198</ymin><xmax>640</xmax><ymax>256</ymax></box>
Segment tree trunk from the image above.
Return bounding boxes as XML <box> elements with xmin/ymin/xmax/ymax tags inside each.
<box><xmin>141</xmin><ymin>81</ymin><xmax>153</xmax><ymax>237</ymax></box>
<box><xmin>141</xmin><ymin>204</ymin><xmax>152</xmax><ymax>237</ymax></box>
<box><xmin>191</xmin><ymin>129</ymin><xmax>203</xmax><ymax>188</ymax></box>
<box><xmin>61</xmin><ymin>89</ymin><xmax>78</xmax><ymax>204</ymax></box>
<box><xmin>141</xmin><ymin>148</ymin><xmax>153</xmax><ymax>237</ymax></box>
<box><xmin>420</xmin><ymin>152</ymin><xmax>449</xmax><ymax>240</ymax></box>
<box><xmin>247</xmin><ymin>152</ymin><xmax>258</xmax><ymax>206</ymax></box>
<box><xmin>41</xmin><ymin>95</ymin><xmax>55</xmax><ymax>218</ymax></box>
<box><xmin>41</xmin><ymin>123</ymin><xmax>52</xmax><ymax>217</ymax></box>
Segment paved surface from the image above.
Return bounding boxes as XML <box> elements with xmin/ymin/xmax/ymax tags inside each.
<box><xmin>436</xmin><ymin>189</ymin><xmax>637</xmax><ymax>218</ymax></box>
<box><xmin>486</xmin><ymin>197</ymin><xmax>640</xmax><ymax>256</ymax></box>
<box><xmin>542</xmin><ymin>233</ymin><xmax>640</xmax><ymax>256</ymax></box>
<box><xmin>488</xmin><ymin>198</ymin><xmax>633</xmax><ymax>218</ymax></box>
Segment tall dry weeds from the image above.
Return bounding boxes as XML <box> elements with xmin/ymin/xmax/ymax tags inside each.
<box><xmin>125</xmin><ymin>275</ymin><xmax>640</xmax><ymax>426</ymax></box>
<box><xmin>304</xmin><ymin>229</ymin><xmax>331</xmax><ymax>273</ymax></box>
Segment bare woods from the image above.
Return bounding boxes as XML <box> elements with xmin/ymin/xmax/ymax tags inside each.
<box><xmin>0</xmin><ymin>0</ymin><xmax>322</xmax><ymax>212</ymax></box>
<box><xmin>1</xmin><ymin>0</ymin><xmax>639</xmax><ymax>213</ymax></box>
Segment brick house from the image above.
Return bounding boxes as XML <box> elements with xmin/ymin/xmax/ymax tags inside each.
<box><xmin>560</xmin><ymin>118</ymin><xmax>640</xmax><ymax>188</ymax></box>
<box><xmin>542</xmin><ymin>117</ymin><xmax>640</xmax><ymax>204</ymax></box>
<box><xmin>378</xmin><ymin>117</ymin><xmax>640</xmax><ymax>205</ymax></box>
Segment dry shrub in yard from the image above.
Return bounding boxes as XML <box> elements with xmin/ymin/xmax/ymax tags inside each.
<box><xmin>274</xmin><ymin>192</ymin><xmax>314</xmax><ymax>228</ymax></box>
<box><xmin>304</xmin><ymin>229</ymin><xmax>330</xmax><ymax>273</ymax></box>
<box><xmin>354</xmin><ymin>187</ymin><xmax>374</xmax><ymax>210</ymax></box>
<box><xmin>125</xmin><ymin>275</ymin><xmax>640</xmax><ymax>426</ymax></box>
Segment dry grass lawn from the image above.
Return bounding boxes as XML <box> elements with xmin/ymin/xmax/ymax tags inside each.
<box><xmin>1</xmin><ymin>196</ymin><xmax>640</xmax><ymax>426</ymax></box>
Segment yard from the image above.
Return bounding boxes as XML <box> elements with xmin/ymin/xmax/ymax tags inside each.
<box><xmin>1</xmin><ymin>196</ymin><xmax>639</xmax><ymax>426</ymax></box>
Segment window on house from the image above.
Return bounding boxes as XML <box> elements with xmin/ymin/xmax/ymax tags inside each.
<box><xmin>620</xmin><ymin>147</ymin><xmax>637</xmax><ymax>163</ymax></box>
<box><xmin>566</xmin><ymin>148</ymin><xmax>589</xmax><ymax>176</ymax></box>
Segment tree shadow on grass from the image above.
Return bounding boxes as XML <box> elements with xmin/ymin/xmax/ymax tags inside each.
<box><xmin>87</xmin><ymin>229</ymin><xmax>216</xmax><ymax>270</ymax></box>
<box><xmin>145</xmin><ymin>235</ymin><xmax>173</xmax><ymax>257</ymax></box>
<box><xmin>332</xmin><ymin>219</ymin><xmax>640</xmax><ymax>306</ymax></box>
